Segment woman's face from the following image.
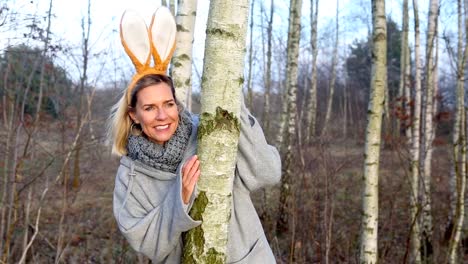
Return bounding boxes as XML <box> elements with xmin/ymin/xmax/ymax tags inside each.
<box><xmin>129</xmin><ymin>82</ymin><xmax>179</xmax><ymax>145</ymax></box>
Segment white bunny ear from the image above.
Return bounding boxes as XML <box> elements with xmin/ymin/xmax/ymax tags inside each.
<box><xmin>149</xmin><ymin>6</ymin><xmax>177</xmax><ymax>67</ymax></box>
<box><xmin>120</xmin><ymin>10</ymin><xmax>151</xmax><ymax>72</ymax></box>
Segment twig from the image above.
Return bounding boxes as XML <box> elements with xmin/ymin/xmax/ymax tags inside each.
<box><xmin>18</xmin><ymin>187</ymin><xmax>48</xmax><ymax>264</ymax></box>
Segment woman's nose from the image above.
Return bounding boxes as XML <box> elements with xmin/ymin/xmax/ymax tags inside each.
<box><xmin>155</xmin><ymin>108</ymin><xmax>167</xmax><ymax>120</ymax></box>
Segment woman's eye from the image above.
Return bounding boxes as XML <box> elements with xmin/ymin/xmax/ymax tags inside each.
<box><xmin>166</xmin><ymin>102</ymin><xmax>175</xmax><ymax>108</ymax></box>
<box><xmin>145</xmin><ymin>106</ymin><xmax>154</xmax><ymax>111</ymax></box>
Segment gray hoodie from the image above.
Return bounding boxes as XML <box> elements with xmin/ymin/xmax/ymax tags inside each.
<box><xmin>113</xmin><ymin>104</ymin><xmax>281</xmax><ymax>263</ymax></box>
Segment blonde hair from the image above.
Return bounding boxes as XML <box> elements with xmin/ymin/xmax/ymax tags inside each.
<box><xmin>107</xmin><ymin>74</ymin><xmax>177</xmax><ymax>156</ymax></box>
<box><xmin>108</xmin><ymin>93</ymin><xmax>132</xmax><ymax>156</ymax></box>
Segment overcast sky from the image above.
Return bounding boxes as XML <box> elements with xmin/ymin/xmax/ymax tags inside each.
<box><xmin>1</xmin><ymin>0</ymin><xmax>438</xmax><ymax>89</ymax></box>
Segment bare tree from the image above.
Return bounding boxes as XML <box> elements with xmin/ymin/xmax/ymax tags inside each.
<box><xmin>397</xmin><ymin>0</ymin><xmax>410</xmax><ymax>138</ymax></box>
<box><xmin>182</xmin><ymin>0</ymin><xmax>249</xmax><ymax>262</ymax></box>
<box><xmin>172</xmin><ymin>0</ymin><xmax>198</xmax><ymax>109</ymax></box>
<box><xmin>359</xmin><ymin>0</ymin><xmax>386</xmax><ymax>262</ymax></box>
<box><xmin>72</xmin><ymin>0</ymin><xmax>91</xmax><ymax>188</ymax></box>
<box><xmin>2</xmin><ymin>1</ymin><xmax>54</xmax><ymax>261</ymax></box>
<box><xmin>320</xmin><ymin>0</ymin><xmax>339</xmax><ymax>137</ymax></box>
<box><xmin>262</xmin><ymin>0</ymin><xmax>274</xmax><ymax>140</ymax></box>
<box><xmin>420</xmin><ymin>0</ymin><xmax>439</xmax><ymax>260</ymax></box>
<box><xmin>447</xmin><ymin>0</ymin><xmax>468</xmax><ymax>262</ymax></box>
<box><xmin>306</xmin><ymin>0</ymin><xmax>319</xmax><ymax>142</ymax></box>
<box><xmin>409</xmin><ymin>0</ymin><xmax>422</xmax><ymax>262</ymax></box>
<box><xmin>276</xmin><ymin>0</ymin><xmax>303</xmax><ymax>235</ymax></box>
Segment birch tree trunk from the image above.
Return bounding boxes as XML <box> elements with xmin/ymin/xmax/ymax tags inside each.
<box><xmin>410</xmin><ymin>0</ymin><xmax>422</xmax><ymax>262</ymax></box>
<box><xmin>276</xmin><ymin>0</ymin><xmax>303</xmax><ymax>235</ymax></box>
<box><xmin>262</xmin><ymin>0</ymin><xmax>274</xmax><ymax>139</ymax></box>
<box><xmin>0</xmin><ymin>62</ymin><xmax>14</xmax><ymax>261</ymax></box>
<box><xmin>403</xmin><ymin>45</ymin><xmax>411</xmax><ymax>141</ymax></box>
<box><xmin>172</xmin><ymin>0</ymin><xmax>198</xmax><ymax>109</ymax></box>
<box><xmin>359</xmin><ymin>0</ymin><xmax>386</xmax><ymax>262</ymax></box>
<box><xmin>0</xmin><ymin>61</ymin><xmax>10</xmax><ymax>256</ymax></box>
<box><xmin>246</xmin><ymin>0</ymin><xmax>255</xmax><ymax>110</ymax></box>
<box><xmin>306</xmin><ymin>0</ymin><xmax>319</xmax><ymax>142</ymax></box>
<box><xmin>169</xmin><ymin>0</ymin><xmax>175</xmax><ymax>15</ymax></box>
<box><xmin>448</xmin><ymin>0</ymin><xmax>468</xmax><ymax>262</ymax></box>
<box><xmin>420</xmin><ymin>1</ymin><xmax>438</xmax><ymax>259</ymax></box>
<box><xmin>320</xmin><ymin>0</ymin><xmax>339</xmax><ymax>137</ymax></box>
<box><xmin>182</xmin><ymin>0</ymin><xmax>249</xmax><ymax>262</ymax></box>
<box><xmin>397</xmin><ymin>0</ymin><xmax>409</xmax><ymax>138</ymax></box>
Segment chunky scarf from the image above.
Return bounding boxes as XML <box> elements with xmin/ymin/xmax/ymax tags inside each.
<box><xmin>126</xmin><ymin>110</ymin><xmax>192</xmax><ymax>173</ymax></box>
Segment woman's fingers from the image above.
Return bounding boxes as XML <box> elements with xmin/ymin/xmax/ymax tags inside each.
<box><xmin>182</xmin><ymin>155</ymin><xmax>197</xmax><ymax>176</ymax></box>
<box><xmin>182</xmin><ymin>155</ymin><xmax>200</xmax><ymax>204</ymax></box>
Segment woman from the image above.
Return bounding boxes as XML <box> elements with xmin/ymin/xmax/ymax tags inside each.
<box><xmin>109</xmin><ymin>74</ymin><xmax>281</xmax><ymax>263</ymax></box>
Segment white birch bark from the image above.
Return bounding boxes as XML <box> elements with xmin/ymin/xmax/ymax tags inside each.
<box><xmin>246</xmin><ymin>0</ymin><xmax>255</xmax><ymax>110</ymax></box>
<box><xmin>320</xmin><ymin>0</ymin><xmax>339</xmax><ymax>137</ymax></box>
<box><xmin>359</xmin><ymin>0</ymin><xmax>386</xmax><ymax>262</ymax></box>
<box><xmin>420</xmin><ymin>1</ymin><xmax>438</xmax><ymax>258</ymax></box>
<box><xmin>182</xmin><ymin>0</ymin><xmax>249</xmax><ymax>262</ymax></box>
<box><xmin>306</xmin><ymin>0</ymin><xmax>319</xmax><ymax>142</ymax></box>
<box><xmin>398</xmin><ymin>0</ymin><xmax>410</xmax><ymax>138</ymax></box>
<box><xmin>404</xmin><ymin>45</ymin><xmax>411</xmax><ymax>140</ymax></box>
<box><xmin>276</xmin><ymin>0</ymin><xmax>303</xmax><ymax>234</ymax></box>
<box><xmin>410</xmin><ymin>1</ymin><xmax>422</xmax><ymax>262</ymax></box>
<box><xmin>448</xmin><ymin>0</ymin><xmax>468</xmax><ymax>262</ymax></box>
<box><xmin>172</xmin><ymin>0</ymin><xmax>198</xmax><ymax>109</ymax></box>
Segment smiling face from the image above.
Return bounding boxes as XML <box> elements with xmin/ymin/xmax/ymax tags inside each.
<box><xmin>128</xmin><ymin>82</ymin><xmax>179</xmax><ymax>145</ymax></box>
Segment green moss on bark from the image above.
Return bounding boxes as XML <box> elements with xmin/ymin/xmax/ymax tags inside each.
<box><xmin>182</xmin><ymin>191</ymin><xmax>208</xmax><ymax>263</ymax></box>
<box><xmin>182</xmin><ymin>191</ymin><xmax>228</xmax><ymax>263</ymax></box>
<box><xmin>198</xmin><ymin>107</ymin><xmax>240</xmax><ymax>140</ymax></box>
<box><xmin>206</xmin><ymin>248</ymin><xmax>225</xmax><ymax>264</ymax></box>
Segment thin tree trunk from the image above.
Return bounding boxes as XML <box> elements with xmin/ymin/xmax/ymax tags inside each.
<box><xmin>306</xmin><ymin>0</ymin><xmax>319</xmax><ymax>142</ymax></box>
<box><xmin>3</xmin><ymin>2</ymin><xmax>53</xmax><ymax>261</ymax></box>
<box><xmin>258</xmin><ymin>0</ymin><xmax>274</xmax><ymax>230</ymax></box>
<box><xmin>448</xmin><ymin>0</ymin><xmax>468</xmax><ymax>261</ymax></box>
<box><xmin>420</xmin><ymin>1</ymin><xmax>438</xmax><ymax>260</ymax></box>
<box><xmin>398</xmin><ymin>0</ymin><xmax>409</xmax><ymax>138</ymax></box>
<box><xmin>169</xmin><ymin>0</ymin><xmax>175</xmax><ymax>15</ymax></box>
<box><xmin>0</xmin><ymin>64</ymin><xmax>14</xmax><ymax>261</ymax></box>
<box><xmin>172</xmin><ymin>0</ymin><xmax>198</xmax><ymax>109</ymax></box>
<box><xmin>320</xmin><ymin>0</ymin><xmax>339</xmax><ymax>137</ymax></box>
<box><xmin>0</xmin><ymin>61</ymin><xmax>12</xmax><ymax>257</ymax></box>
<box><xmin>262</xmin><ymin>0</ymin><xmax>274</xmax><ymax>140</ymax></box>
<box><xmin>404</xmin><ymin>45</ymin><xmax>411</xmax><ymax>140</ymax></box>
<box><xmin>21</xmin><ymin>188</ymin><xmax>32</xmax><ymax>261</ymax></box>
<box><xmin>246</xmin><ymin>0</ymin><xmax>255</xmax><ymax>110</ymax></box>
<box><xmin>276</xmin><ymin>0</ymin><xmax>303</xmax><ymax>235</ymax></box>
<box><xmin>73</xmin><ymin>0</ymin><xmax>91</xmax><ymax>188</ymax></box>
<box><xmin>410</xmin><ymin>0</ymin><xmax>422</xmax><ymax>262</ymax></box>
<box><xmin>359</xmin><ymin>0</ymin><xmax>386</xmax><ymax>262</ymax></box>
<box><xmin>55</xmin><ymin>163</ymin><xmax>68</xmax><ymax>263</ymax></box>
<box><xmin>182</xmin><ymin>0</ymin><xmax>249</xmax><ymax>262</ymax></box>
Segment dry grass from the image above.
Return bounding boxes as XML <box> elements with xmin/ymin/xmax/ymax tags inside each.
<box><xmin>1</xmin><ymin>116</ymin><xmax>464</xmax><ymax>263</ymax></box>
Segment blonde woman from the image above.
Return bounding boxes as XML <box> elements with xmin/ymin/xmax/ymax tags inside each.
<box><xmin>109</xmin><ymin>7</ymin><xmax>281</xmax><ymax>264</ymax></box>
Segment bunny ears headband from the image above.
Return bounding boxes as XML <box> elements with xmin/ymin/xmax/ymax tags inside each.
<box><xmin>120</xmin><ymin>6</ymin><xmax>177</xmax><ymax>104</ymax></box>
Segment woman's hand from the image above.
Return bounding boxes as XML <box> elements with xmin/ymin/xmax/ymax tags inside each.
<box><xmin>181</xmin><ymin>155</ymin><xmax>201</xmax><ymax>204</ymax></box>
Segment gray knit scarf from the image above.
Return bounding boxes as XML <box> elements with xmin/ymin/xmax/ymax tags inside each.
<box><xmin>126</xmin><ymin>110</ymin><xmax>192</xmax><ymax>173</ymax></box>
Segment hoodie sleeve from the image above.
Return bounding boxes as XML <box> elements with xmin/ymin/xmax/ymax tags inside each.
<box><xmin>113</xmin><ymin>162</ymin><xmax>201</xmax><ymax>263</ymax></box>
<box><xmin>235</xmin><ymin>97</ymin><xmax>282</xmax><ymax>192</ymax></box>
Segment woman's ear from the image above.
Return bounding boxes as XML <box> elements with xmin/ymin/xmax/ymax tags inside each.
<box><xmin>128</xmin><ymin>110</ymin><xmax>138</xmax><ymax>124</ymax></box>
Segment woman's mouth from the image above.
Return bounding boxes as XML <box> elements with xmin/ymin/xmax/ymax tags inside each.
<box><xmin>155</xmin><ymin>124</ymin><xmax>169</xmax><ymax>130</ymax></box>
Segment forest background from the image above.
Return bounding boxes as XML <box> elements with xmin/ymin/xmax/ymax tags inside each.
<box><xmin>0</xmin><ymin>0</ymin><xmax>466</xmax><ymax>263</ymax></box>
